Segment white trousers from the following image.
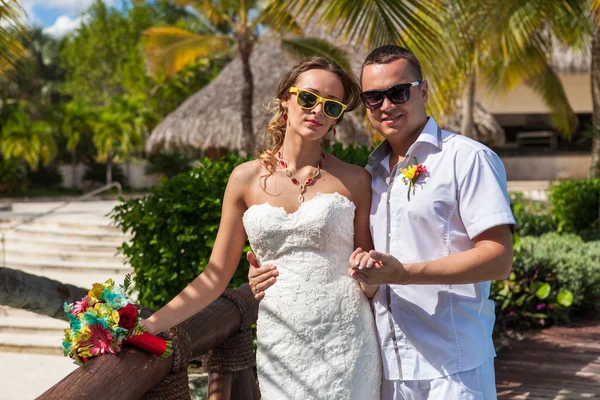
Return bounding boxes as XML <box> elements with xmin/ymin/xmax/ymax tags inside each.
<box><xmin>381</xmin><ymin>358</ymin><xmax>497</xmax><ymax>400</ymax></box>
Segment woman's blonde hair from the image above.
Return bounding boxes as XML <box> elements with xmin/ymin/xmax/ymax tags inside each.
<box><xmin>259</xmin><ymin>57</ymin><xmax>361</xmax><ymax>177</ymax></box>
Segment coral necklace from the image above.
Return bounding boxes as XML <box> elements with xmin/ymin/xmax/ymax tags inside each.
<box><xmin>276</xmin><ymin>149</ymin><xmax>325</xmax><ymax>203</ymax></box>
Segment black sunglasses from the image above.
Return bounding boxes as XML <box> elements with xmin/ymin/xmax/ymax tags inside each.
<box><xmin>360</xmin><ymin>81</ymin><xmax>422</xmax><ymax>110</ymax></box>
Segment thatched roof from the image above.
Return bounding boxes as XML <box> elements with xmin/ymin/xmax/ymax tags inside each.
<box><xmin>146</xmin><ymin>41</ymin><xmax>372</xmax><ymax>154</ymax></box>
<box><xmin>551</xmin><ymin>39</ymin><xmax>590</xmax><ymax>74</ymax></box>
<box><xmin>443</xmin><ymin>101</ymin><xmax>505</xmax><ymax>148</ymax></box>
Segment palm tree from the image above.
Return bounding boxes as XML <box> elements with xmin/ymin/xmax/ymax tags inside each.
<box><xmin>62</xmin><ymin>100</ymin><xmax>97</xmax><ymax>187</ymax></box>
<box><xmin>93</xmin><ymin>102</ymin><xmax>145</xmax><ymax>184</ymax></box>
<box><xmin>588</xmin><ymin>0</ymin><xmax>600</xmax><ymax>176</ymax></box>
<box><xmin>1</xmin><ymin>111</ymin><xmax>56</xmax><ymax>170</ymax></box>
<box><xmin>444</xmin><ymin>0</ymin><xmax>591</xmax><ymax>140</ymax></box>
<box><xmin>142</xmin><ymin>0</ymin><xmax>353</xmax><ymax>152</ymax></box>
<box><xmin>0</xmin><ymin>0</ymin><xmax>26</xmax><ymax>77</ymax></box>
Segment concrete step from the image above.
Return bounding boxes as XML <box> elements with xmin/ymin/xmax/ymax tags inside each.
<box><xmin>4</xmin><ymin>265</ymin><xmax>132</xmax><ymax>288</ymax></box>
<box><xmin>4</xmin><ymin>224</ymin><xmax>127</xmax><ymax>240</ymax></box>
<box><xmin>4</xmin><ymin>254</ymin><xmax>127</xmax><ymax>270</ymax></box>
<box><xmin>1</xmin><ymin>234</ymin><xmax>126</xmax><ymax>251</ymax></box>
<box><xmin>0</xmin><ymin>218</ymin><xmax>123</xmax><ymax>234</ymax></box>
<box><xmin>3</xmin><ymin>245</ymin><xmax>125</xmax><ymax>263</ymax></box>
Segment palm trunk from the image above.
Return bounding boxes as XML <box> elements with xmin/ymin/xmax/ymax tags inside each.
<box><xmin>106</xmin><ymin>156</ymin><xmax>113</xmax><ymax>184</ymax></box>
<box><xmin>71</xmin><ymin>150</ymin><xmax>77</xmax><ymax>188</ymax></box>
<box><xmin>0</xmin><ymin>267</ymin><xmax>88</xmax><ymax>321</ymax></box>
<box><xmin>590</xmin><ymin>24</ymin><xmax>600</xmax><ymax>178</ymax></box>
<box><xmin>460</xmin><ymin>73</ymin><xmax>476</xmax><ymax>138</ymax></box>
<box><xmin>238</xmin><ymin>38</ymin><xmax>255</xmax><ymax>153</ymax></box>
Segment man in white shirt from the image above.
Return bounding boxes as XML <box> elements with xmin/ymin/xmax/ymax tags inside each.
<box><xmin>249</xmin><ymin>45</ymin><xmax>515</xmax><ymax>399</ymax></box>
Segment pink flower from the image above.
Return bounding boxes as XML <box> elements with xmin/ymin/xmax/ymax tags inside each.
<box><xmin>72</xmin><ymin>296</ymin><xmax>91</xmax><ymax>315</ymax></box>
<box><xmin>80</xmin><ymin>324</ymin><xmax>118</xmax><ymax>356</ymax></box>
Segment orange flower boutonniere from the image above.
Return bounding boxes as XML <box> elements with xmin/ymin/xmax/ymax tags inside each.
<box><xmin>400</xmin><ymin>158</ymin><xmax>428</xmax><ymax>201</ymax></box>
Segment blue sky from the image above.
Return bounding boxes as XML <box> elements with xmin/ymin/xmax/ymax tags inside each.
<box><xmin>22</xmin><ymin>0</ymin><xmax>118</xmax><ymax>37</ymax></box>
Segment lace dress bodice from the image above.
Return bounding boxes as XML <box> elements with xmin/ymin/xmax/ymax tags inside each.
<box><xmin>243</xmin><ymin>192</ymin><xmax>381</xmax><ymax>400</ymax></box>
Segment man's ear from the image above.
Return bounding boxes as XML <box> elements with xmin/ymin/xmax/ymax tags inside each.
<box><xmin>420</xmin><ymin>80</ymin><xmax>429</xmax><ymax>103</ymax></box>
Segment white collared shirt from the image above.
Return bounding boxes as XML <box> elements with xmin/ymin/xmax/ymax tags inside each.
<box><xmin>367</xmin><ymin>117</ymin><xmax>515</xmax><ymax>381</ymax></box>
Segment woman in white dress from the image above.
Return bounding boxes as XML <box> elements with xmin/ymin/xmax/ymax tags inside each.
<box><xmin>141</xmin><ymin>57</ymin><xmax>382</xmax><ymax>399</ymax></box>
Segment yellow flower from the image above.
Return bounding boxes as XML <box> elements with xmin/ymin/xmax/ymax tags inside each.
<box><xmin>401</xmin><ymin>165</ymin><xmax>417</xmax><ymax>180</ymax></box>
<box><xmin>88</xmin><ymin>283</ymin><xmax>104</xmax><ymax>301</ymax></box>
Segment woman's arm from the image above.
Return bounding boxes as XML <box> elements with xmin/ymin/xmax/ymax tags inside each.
<box><xmin>349</xmin><ymin>167</ymin><xmax>379</xmax><ymax>298</ymax></box>
<box><xmin>142</xmin><ymin>165</ymin><xmax>250</xmax><ymax>335</ymax></box>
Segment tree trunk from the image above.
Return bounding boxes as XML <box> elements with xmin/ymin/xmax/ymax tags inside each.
<box><xmin>460</xmin><ymin>73</ymin><xmax>476</xmax><ymax>138</ymax></box>
<box><xmin>590</xmin><ymin>24</ymin><xmax>600</xmax><ymax>178</ymax></box>
<box><xmin>238</xmin><ymin>38</ymin><xmax>255</xmax><ymax>153</ymax></box>
<box><xmin>0</xmin><ymin>267</ymin><xmax>88</xmax><ymax>321</ymax></box>
<box><xmin>71</xmin><ymin>150</ymin><xmax>78</xmax><ymax>188</ymax></box>
<box><xmin>106</xmin><ymin>156</ymin><xmax>113</xmax><ymax>184</ymax></box>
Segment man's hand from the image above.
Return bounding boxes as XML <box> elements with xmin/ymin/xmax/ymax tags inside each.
<box><xmin>247</xmin><ymin>251</ymin><xmax>278</xmax><ymax>300</ymax></box>
<box><xmin>349</xmin><ymin>247</ymin><xmax>383</xmax><ymax>270</ymax></box>
<box><xmin>349</xmin><ymin>250</ymin><xmax>410</xmax><ymax>285</ymax></box>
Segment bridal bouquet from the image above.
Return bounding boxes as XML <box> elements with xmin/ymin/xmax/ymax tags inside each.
<box><xmin>62</xmin><ymin>276</ymin><xmax>172</xmax><ymax>365</ymax></box>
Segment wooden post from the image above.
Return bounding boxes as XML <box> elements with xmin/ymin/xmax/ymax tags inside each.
<box><xmin>206</xmin><ymin>372</ymin><xmax>232</xmax><ymax>400</ymax></box>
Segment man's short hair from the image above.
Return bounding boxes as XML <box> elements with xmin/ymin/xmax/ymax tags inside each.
<box><xmin>361</xmin><ymin>45</ymin><xmax>423</xmax><ymax>82</ymax></box>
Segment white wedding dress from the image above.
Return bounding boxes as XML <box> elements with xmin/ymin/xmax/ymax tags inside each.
<box><xmin>242</xmin><ymin>192</ymin><xmax>381</xmax><ymax>400</ymax></box>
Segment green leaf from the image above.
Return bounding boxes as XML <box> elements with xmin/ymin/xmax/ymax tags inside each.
<box><xmin>557</xmin><ymin>289</ymin><xmax>574</xmax><ymax>308</ymax></box>
<box><xmin>536</xmin><ymin>283</ymin><xmax>551</xmax><ymax>300</ymax></box>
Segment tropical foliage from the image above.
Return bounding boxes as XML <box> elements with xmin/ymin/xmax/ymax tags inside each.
<box><xmin>140</xmin><ymin>0</ymin><xmax>354</xmax><ymax>151</ymax></box>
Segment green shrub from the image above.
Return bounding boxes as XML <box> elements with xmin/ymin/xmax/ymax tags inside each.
<box><xmin>145</xmin><ymin>151</ymin><xmax>194</xmax><ymax>178</ymax></box>
<box><xmin>325</xmin><ymin>143</ymin><xmax>372</xmax><ymax>167</ymax></box>
<box><xmin>28</xmin><ymin>163</ymin><xmax>63</xmax><ymax>189</ymax></box>
<box><xmin>110</xmin><ymin>153</ymin><xmax>252</xmax><ymax>309</ymax></box>
<box><xmin>510</xmin><ymin>193</ymin><xmax>556</xmax><ymax>237</ymax></box>
<box><xmin>83</xmin><ymin>160</ymin><xmax>127</xmax><ymax>187</ymax></box>
<box><xmin>0</xmin><ymin>158</ymin><xmax>29</xmax><ymax>193</ymax></box>
<box><xmin>548</xmin><ymin>179</ymin><xmax>600</xmax><ymax>240</ymax></box>
<box><xmin>493</xmin><ymin>232</ymin><xmax>600</xmax><ymax>330</ymax></box>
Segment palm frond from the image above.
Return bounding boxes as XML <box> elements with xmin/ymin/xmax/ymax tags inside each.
<box><xmin>286</xmin><ymin>0</ymin><xmax>446</xmax><ymax>60</ymax></box>
<box><xmin>528</xmin><ymin>64</ymin><xmax>578</xmax><ymax>137</ymax></box>
<box><xmin>0</xmin><ymin>0</ymin><xmax>27</xmax><ymax>76</ymax></box>
<box><xmin>280</xmin><ymin>37</ymin><xmax>351</xmax><ymax>72</ymax></box>
<box><xmin>251</xmin><ymin>0</ymin><xmax>302</xmax><ymax>35</ymax></box>
<box><xmin>143</xmin><ymin>27</ymin><xmax>233</xmax><ymax>75</ymax></box>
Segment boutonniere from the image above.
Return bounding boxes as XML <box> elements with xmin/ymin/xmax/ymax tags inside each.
<box><xmin>400</xmin><ymin>157</ymin><xmax>428</xmax><ymax>201</ymax></box>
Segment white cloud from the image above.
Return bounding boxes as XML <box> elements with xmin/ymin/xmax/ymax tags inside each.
<box><xmin>22</xmin><ymin>0</ymin><xmax>115</xmax><ymax>16</ymax></box>
<box><xmin>44</xmin><ymin>15</ymin><xmax>89</xmax><ymax>37</ymax></box>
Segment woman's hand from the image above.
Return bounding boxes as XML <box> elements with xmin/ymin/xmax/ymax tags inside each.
<box><xmin>247</xmin><ymin>251</ymin><xmax>278</xmax><ymax>300</ymax></box>
<box><xmin>140</xmin><ymin>318</ymin><xmax>158</xmax><ymax>336</ymax></box>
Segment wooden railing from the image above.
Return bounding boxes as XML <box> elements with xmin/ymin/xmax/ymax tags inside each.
<box><xmin>27</xmin><ymin>279</ymin><xmax>260</xmax><ymax>399</ymax></box>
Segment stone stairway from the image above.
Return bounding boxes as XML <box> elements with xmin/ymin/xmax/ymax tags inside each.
<box><xmin>0</xmin><ymin>200</ymin><xmax>132</xmax><ymax>355</ymax></box>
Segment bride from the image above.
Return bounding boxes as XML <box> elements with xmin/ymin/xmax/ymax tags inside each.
<box><xmin>141</xmin><ymin>56</ymin><xmax>382</xmax><ymax>399</ymax></box>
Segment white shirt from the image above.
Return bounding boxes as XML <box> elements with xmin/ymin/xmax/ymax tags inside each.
<box><xmin>367</xmin><ymin>117</ymin><xmax>515</xmax><ymax>381</ymax></box>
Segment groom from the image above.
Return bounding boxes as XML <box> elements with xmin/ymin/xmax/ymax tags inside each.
<box><xmin>248</xmin><ymin>45</ymin><xmax>514</xmax><ymax>399</ymax></box>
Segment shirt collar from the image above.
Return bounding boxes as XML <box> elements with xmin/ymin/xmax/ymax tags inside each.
<box><xmin>367</xmin><ymin>117</ymin><xmax>442</xmax><ymax>169</ymax></box>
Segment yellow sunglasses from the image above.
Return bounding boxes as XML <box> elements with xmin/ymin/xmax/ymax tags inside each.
<box><xmin>289</xmin><ymin>87</ymin><xmax>347</xmax><ymax>120</ymax></box>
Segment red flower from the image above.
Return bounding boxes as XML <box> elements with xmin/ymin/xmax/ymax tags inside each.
<box><xmin>118</xmin><ymin>303</ymin><xmax>138</xmax><ymax>330</ymax></box>
<box><xmin>415</xmin><ymin>164</ymin><xmax>427</xmax><ymax>175</ymax></box>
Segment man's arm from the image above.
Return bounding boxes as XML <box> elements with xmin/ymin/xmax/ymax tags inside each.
<box><xmin>351</xmin><ymin>224</ymin><xmax>513</xmax><ymax>285</ymax></box>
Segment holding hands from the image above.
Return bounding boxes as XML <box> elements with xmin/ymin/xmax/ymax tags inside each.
<box><xmin>348</xmin><ymin>248</ymin><xmax>411</xmax><ymax>286</ymax></box>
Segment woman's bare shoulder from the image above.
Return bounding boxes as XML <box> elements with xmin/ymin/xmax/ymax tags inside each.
<box><xmin>230</xmin><ymin>159</ymin><xmax>264</xmax><ymax>182</ymax></box>
<box><xmin>327</xmin><ymin>154</ymin><xmax>371</xmax><ymax>187</ymax></box>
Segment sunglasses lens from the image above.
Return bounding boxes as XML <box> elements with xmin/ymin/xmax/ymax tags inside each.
<box><xmin>388</xmin><ymin>85</ymin><xmax>410</xmax><ymax>103</ymax></box>
<box><xmin>361</xmin><ymin>92</ymin><xmax>384</xmax><ymax>109</ymax></box>
<box><xmin>297</xmin><ymin>91</ymin><xmax>318</xmax><ymax>109</ymax></box>
<box><xmin>324</xmin><ymin>101</ymin><xmax>343</xmax><ymax>119</ymax></box>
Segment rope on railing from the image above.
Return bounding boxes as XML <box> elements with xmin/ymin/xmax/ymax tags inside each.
<box><xmin>0</xmin><ymin>182</ymin><xmax>122</xmax><ymax>266</ymax></box>
<box><xmin>142</xmin><ymin>325</ymin><xmax>192</xmax><ymax>400</ymax></box>
<box><xmin>200</xmin><ymin>287</ymin><xmax>259</xmax><ymax>373</ymax></box>
<box><xmin>143</xmin><ymin>287</ymin><xmax>260</xmax><ymax>399</ymax></box>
